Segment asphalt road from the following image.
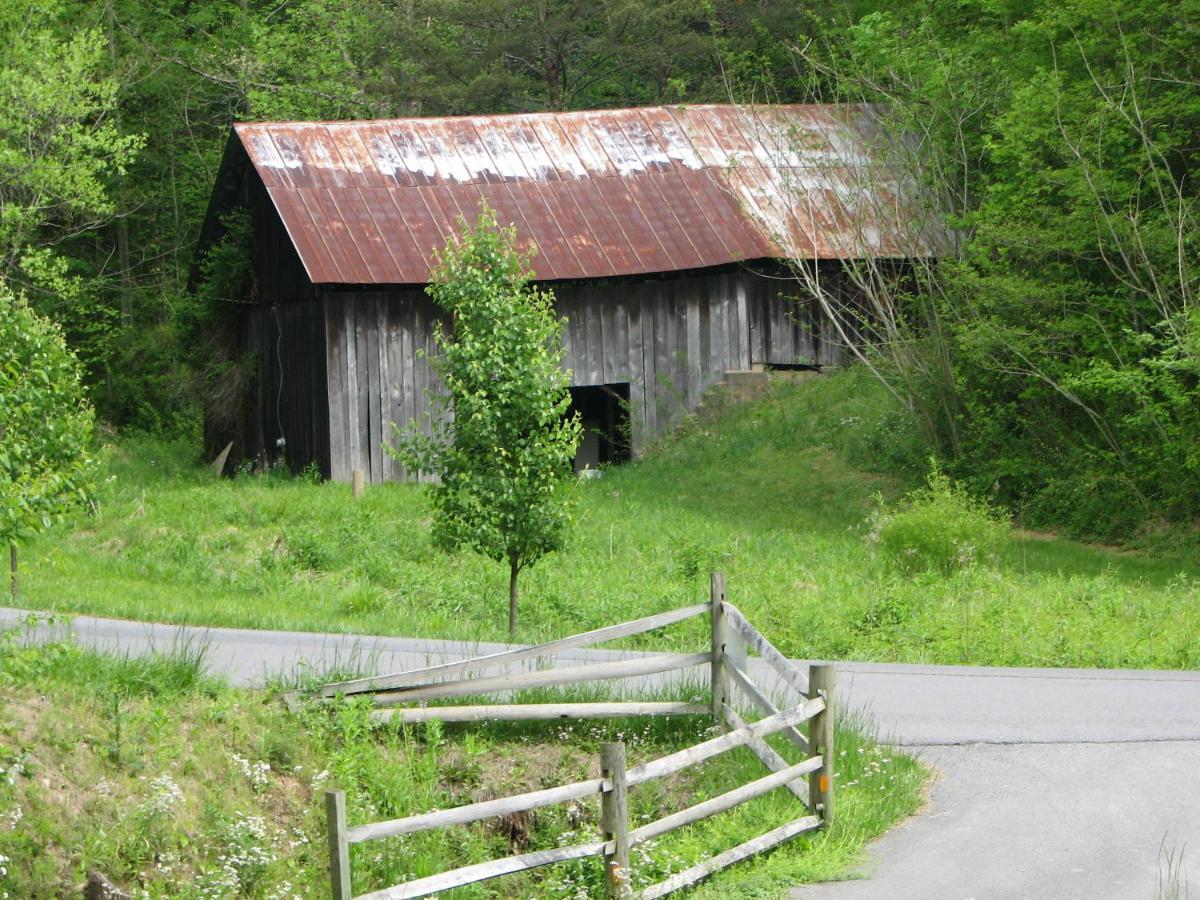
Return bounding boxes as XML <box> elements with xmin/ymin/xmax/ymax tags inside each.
<box><xmin>4</xmin><ymin>607</ymin><xmax>1198</xmax><ymax>898</ymax></box>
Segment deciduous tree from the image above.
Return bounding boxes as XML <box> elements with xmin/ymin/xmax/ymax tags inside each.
<box><xmin>0</xmin><ymin>286</ymin><xmax>97</xmax><ymax>597</ymax></box>
<box><xmin>390</xmin><ymin>207</ymin><xmax>581</xmax><ymax>634</ymax></box>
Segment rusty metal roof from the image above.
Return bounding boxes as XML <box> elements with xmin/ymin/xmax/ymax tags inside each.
<box><xmin>233</xmin><ymin>104</ymin><xmax>937</xmax><ymax>285</ymax></box>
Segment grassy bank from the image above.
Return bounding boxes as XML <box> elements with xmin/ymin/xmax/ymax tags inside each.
<box><xmin>0</xmin><ymin>625</ymin><xmax>923</xmax><ymax>898</ymax></box>
<box><xmin>14</xmin><ymin>367</ymin><xmax>1200</xmax><ymax>669</ymax></box>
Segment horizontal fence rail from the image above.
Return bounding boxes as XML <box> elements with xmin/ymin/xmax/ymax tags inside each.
<box><xmin>629</xmin><ymin>755</ymin><xmax>823</xmax><ymax>846</ymax></box>
<box><xmin>319</xmin><ymin>574</ymin><xmax>836</xmax><ymax>899</ymax></box>
<box><xmin>626</xmin><ymin>697</ymin><xmax>825</xmax><ymax>787</ymax></box>
<box><xmin>319</xmin><ymin>603</ymin><xmax>709</xmax><ymax>698</ymax></box>
<box><xmin>347</xmin><ymin>777</ymin><xmax>607</xmax><ymax>844</ymax></box>
<box><xmin>640</xmin><ymin>814</ymin><xmax>823</xmax><ymax>899</ymax></box>
<box><xmin>355</xmin><ymin>838</ymin><xmax>610</xmax><ymax>900</ymax></box>
<box><xmin>370</xmin><ymin>651</ymin><xmax>711</xmax><ymax>707</ymax></box>
<box><xmin>370</xmin><ymin>700</ymin><xmax>708</xmax><ymax>725</ymax></box>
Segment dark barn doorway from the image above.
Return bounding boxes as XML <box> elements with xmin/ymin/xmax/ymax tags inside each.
<box><xmin>568</xmin><ymin>383</ymin><xmax>631</xmax><ymax>472</ymax></box>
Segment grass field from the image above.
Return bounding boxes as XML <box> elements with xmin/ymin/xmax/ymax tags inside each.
<box><xmin>14</xmin><ymin>367</ymin><xmax>1199</xmax><ymax>671</ymax></box>
<box><xmin>0</xmin><ymin>628</ymin><xmax>923</xmax><ymax>898</ymax></box>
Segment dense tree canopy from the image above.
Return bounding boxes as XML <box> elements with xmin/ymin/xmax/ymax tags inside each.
<box><xmin>807</xmin><ymin>0</ymin><xmax>1199</xmax><ymax>538</ymax></box>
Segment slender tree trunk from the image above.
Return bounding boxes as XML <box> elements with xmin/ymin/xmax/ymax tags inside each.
<box><xmin>9</xmin><ymin>544</ymin><xmax>16</xmax><ymax>600</ymax></box>
<box><xmin>508</xmin><ymin>555</ymin><xmax>520</xmax><ymax>635</ymax></box>
<box><xmin>107</xmin><ymin>1</ymin><xmax>133</xmax><ymax>325</ymax></box>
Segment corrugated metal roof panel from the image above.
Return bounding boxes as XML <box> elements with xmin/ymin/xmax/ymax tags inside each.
<box><xmin>234</xmin><ymin>104</ymin><xmax>938</xmax><ymax>285</ymax></box>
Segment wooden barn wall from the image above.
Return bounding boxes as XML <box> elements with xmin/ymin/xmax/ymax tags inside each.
<box><xmin>239</xmin><ymin>174</ymin><xmax>329</xmax><ymax>475</ymax></box>
<box><xmin>746</xmin><ymin>262</ymin><xmax>864</xmax><ymax>367</ymax></box>
<box><xmin>553</xmin><ymin>270</ymin><xmax>752</xmax><ymax>452</ymax></box>
<box><xmin>324</xmin><ymin>289</ymin><xmax>446</xmax><ymax>484</ymax></box>
<box><xmin>323</xmin><ymin>269</ymin><xmax>761</xmax><ymax>483</ymax></box>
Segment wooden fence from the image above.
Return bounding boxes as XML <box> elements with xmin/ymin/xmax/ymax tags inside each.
<box><xmin>317</xmin><ymin>573</ymin><xmax>835</xmax><ymax>899</ymax></box>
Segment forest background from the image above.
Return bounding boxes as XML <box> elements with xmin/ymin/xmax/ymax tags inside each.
<box><xmin>2</xmin><ymin>0</ymin><xmax>1196</xmax><ymax>544</ymax></box>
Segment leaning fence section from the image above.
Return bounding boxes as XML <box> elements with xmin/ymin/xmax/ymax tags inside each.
<box><xmin>316</xmin><ymin>572</ymin><xmax>835</xmax><ymax>899</ymax></box>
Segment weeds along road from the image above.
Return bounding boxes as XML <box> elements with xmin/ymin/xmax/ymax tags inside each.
<box><xmin>4</xmin><ymin>607</ymin><xmax>1199</xmax><ymax>899</ymax></box>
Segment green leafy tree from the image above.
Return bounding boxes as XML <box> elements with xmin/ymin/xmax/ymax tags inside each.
<box><xmin>790</xmin><ymin>0</ymin><xmax>1200</xmax><ymax>539</ymax></box>
<box><xmin>0</xmin><ymin>286</ymin><xmax>97</xmax><ymax>597</ymax></box>
<box><xmin>390</xmin><ymin>207</ymin><xmax>581</xmax><ymax>634</ymax></box>
<box><xmin>0</xmin><ymin>0</ymin><xmax>142</xmax><ymax>369</ymax></box>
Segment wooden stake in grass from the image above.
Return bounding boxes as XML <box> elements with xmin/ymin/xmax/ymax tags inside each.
<box><xmin>9</xmin><ymin>544</ymin><xmax>16</xmax><ymax>600</ymax></box>
<box><xmin>326</xmin><ymin>789</ymin><xmax>352</xmax><ymax>900</ymax></box>
<box><xmin>600</xmin><ymin>742</ymin><xmax>632</xmax><ymax>899</ymax></box>
<box><xmin>808</xmin><ymin>664</ymin><xmax>835</xmax><ymax>824</ymax></box>
<box><xmin>352</xmin><ymin>468</ymin><xmax>365</xmax><ymax>498</ymax></box>
<box><xmin>710</xmin><ymin>571</ymin><xmax>732</xmax><ymax>725</ymax></box>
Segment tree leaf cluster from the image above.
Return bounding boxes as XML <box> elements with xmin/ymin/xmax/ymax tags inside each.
<box><xmin>0</xmin><ymin>286</ymin><xmax>97</xmax><ymax>550</ymax></box>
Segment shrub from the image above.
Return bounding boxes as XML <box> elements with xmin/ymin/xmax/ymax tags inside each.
<box><xmin>869</xmin><ymin>464</ymin><xmax>1008</xmax><ymax>574</ymax></box>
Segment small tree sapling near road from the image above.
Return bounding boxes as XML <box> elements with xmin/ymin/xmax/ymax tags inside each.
<box><xmin>0</xmin><ymin>286</ymin><xmax>97</xmax><ymax>597</ymax></box>
<box><xmin>390</xmin><ymin>207</ymin><xmax>582</xmax><ymax>634</ymax></box>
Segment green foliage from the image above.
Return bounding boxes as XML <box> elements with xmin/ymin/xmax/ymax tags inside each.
<box><xmin>822</xmin><ymin>0</ymin><xmax>1200</xmax><ymax>539</ymax></box>
<box><xmin>869</xmin><ymin>464</ymin><xmax>1009</xmax><ymax>575</ymax></box>
<box><xmin>0</xmin><ymin>288</ymin><xmax>97</xmax><ymax>551</ymax></box>
<box><xmin>390</xmin><ymin>206</ymin><xmax>582</xmax><ymax>631</ymax></box>
<box><xmin>0</xmin><ymin>0</ymin><xmax>142</xmax><ymax>381</ymax></box>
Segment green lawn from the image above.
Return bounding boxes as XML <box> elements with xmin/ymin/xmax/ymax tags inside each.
<box><xmin>14</xmin><ymin>367</ymin><xmax>1200</xmax><ymax>670</ymax></box>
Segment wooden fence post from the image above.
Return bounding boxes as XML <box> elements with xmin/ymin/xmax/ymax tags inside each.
<box><xmin>710</xmin><ymin>572</ymin><xmax>733</xmax><ymax>725</ymax></box>
<box><xmin>326</xmin><ymin>789</ymin><xmax>352</xmax><ymax>900</ymax></box>
<box><xmin>352</xmin><ymin>468</ymin><xmax>365</xmax><ymax>498</ymax></box>
<box><xmin>808</xmin><ymin>665</ymin><xmax>835</xmax><ymax>824</ymax></box>
<box><xmin>600</xmin><ymin>742</ymin><xmax>632</xmax><ymax>899</ymax></box>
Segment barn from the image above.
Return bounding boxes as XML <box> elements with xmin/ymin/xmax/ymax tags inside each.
<box><xmin>195</xmin><ymin>103</ymin><xmax>934</xmax><ymax>482</ymax></box>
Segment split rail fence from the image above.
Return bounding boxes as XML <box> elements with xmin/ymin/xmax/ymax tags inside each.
<box><xmin>316</xmin><ymin>573</ymin><xmax>835</xmax><ymax>899</ymax></box>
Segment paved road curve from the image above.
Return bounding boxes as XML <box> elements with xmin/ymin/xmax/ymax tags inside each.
<box><xmin>4</xmin><ymin>608</ymin><xmax>1198</xmax><ymax>898</ymax></box>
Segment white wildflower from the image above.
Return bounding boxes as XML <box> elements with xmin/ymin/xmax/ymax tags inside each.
<box><xmin>231</xmin><ymin>753</ymin><xmax>271</xmax><ymax>791</ymax></box>
<box><xmin>140</xmin><ymin>774</ymin><xmax>184</xmax><ymax>818</ymax></box>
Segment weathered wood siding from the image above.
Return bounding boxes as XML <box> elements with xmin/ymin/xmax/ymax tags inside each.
<box><xmin>206</xmin><ymin>173</ymin><xmax>330</xmax><ymax>475</ymax></box>
<box><xmin>323</xmin><ymin>268</ymin><xmax>785</xmax><ymax>483</ymax></box>
<box><xmin>746</xmin><ymin>263</ymin><xmax>859</xmax><ymax>367</ymax></box>
<box><xmin>554</xmin><ymin>270</ymin><xmax>753</xmax><ymax>453</ymax></box>
<box><xmin>324</xmin><ymin>290</ymin><xmax>446</xmax><ymax>483</ymax></box>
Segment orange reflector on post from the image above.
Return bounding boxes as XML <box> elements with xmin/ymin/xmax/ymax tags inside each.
<box><xmin>819</xmin><ymin>774</ymin><xmax>830</xmax><ymax>793</ymax></box>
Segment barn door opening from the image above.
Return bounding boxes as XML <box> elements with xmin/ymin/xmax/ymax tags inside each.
<box><xmin>568</xmin><ymin>383</ymin><xmax>631</xmax><ymax>473</ymax></box>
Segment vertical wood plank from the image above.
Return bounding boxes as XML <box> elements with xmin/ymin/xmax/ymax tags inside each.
<box><xmin>345</xmin><ymin>299</ymin><xmax>362</xmax><ymax>477</ymax></box>
<box><xmin>600</xmin><ymin>288</ymin><xmax>616</xmax><ymax>384</ymax></box>
<box><xmin>627</xmin><ymin>287</ymin><xmax>646</xmax><ymax>456</ymax></box>
<box><xmin>325</xmin><ymin>789</ymin><xmax>352</xmax><ymax>900</ymax></box>
<box><xmin>377</xmin><ymin>295</ymin><xmax>393</xmax><ymax>481</ymax></box>
<box><xmin>808</xmin><ymin>664</ymin><xmax>836</xmax><ymax>824</ymax></box>
<box><xmin>731</xmin><ymin>276</ymin><xmax>745</xmax><ymax>371</ymax></box>
<box><xmin>685</xmin><ymin>278</ymin><xmax>701</xmax><ymax>410</ymax></box>
<box><xmin>365</xmin><ymin>295</ymin><xmax>384</xmax><ymax>484</ymax></box>
<box><xmin>324</xmin><ymin>298</ymin><xmax>349</xmax><ymax>482</ymax></box>
<box><xmin>710</xmin><ymin>572</ymin><xmax>731</xmax><ymax>725</ymax></box>
<box><xmin>398</xmin><ymin>296</ymin><xmax>416</xmax><ymax>480</ymax></box>
<box><xmin>586</xmin><ymin>289</ymin><xmax>604</xmax><ymax>385</ymax></box>
<box><xmin>659</xmin><ymin>281</ymin><xmax>677</xmax><ymax>425</ymax></box>
<box><xmin>600</xmin><ymin>742</ymin><xmax>632</xmax><ymax>899</ymax></box>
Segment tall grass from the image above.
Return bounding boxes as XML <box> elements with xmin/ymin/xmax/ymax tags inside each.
<box><xmin>16</xmin><ymin>368</ymin><xmax>1200</xmax><ymax>669</ymax></box>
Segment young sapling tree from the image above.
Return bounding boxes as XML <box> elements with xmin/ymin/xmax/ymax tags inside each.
<box><xmin>0</xmin><ymin>286</ymin><xmax>97</xmax><ymax>597</ymax></box>
<box><xmin>389</xmin><ymin>207</ymin><xmax>582</xmax><ymax>634</ymax></box>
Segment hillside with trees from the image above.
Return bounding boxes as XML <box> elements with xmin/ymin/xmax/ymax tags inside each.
<box><xmin>2</xmin><ymin>0</ymin><xmax>1196</xmax><ymax>542</ymax></box>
